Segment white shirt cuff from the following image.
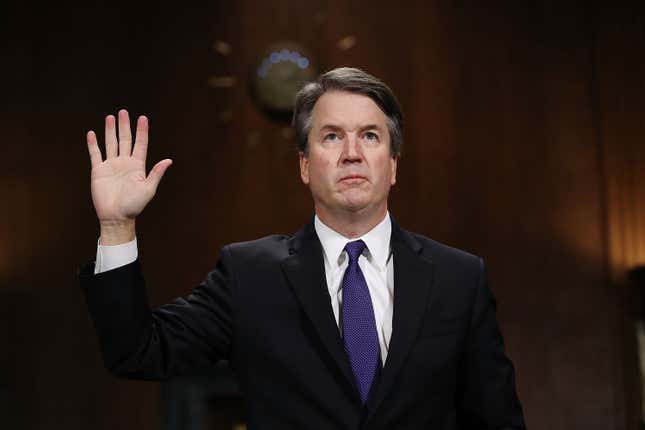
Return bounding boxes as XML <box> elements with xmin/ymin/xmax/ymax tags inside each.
<box><xmin>94</xmin><ymin>237</ymin><xmax>138</xmax><ymax>274</ymax></box>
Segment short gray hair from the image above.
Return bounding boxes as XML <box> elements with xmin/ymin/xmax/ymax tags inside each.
<box><xmin>292</xmin><ymin>67</ymin><xmax>403</xmax><ymax>156</ymax></box>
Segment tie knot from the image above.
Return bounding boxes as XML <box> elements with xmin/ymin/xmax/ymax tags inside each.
<box><xmin>344</xmin><ymin>240</ymin><xmax>367</xmax><ymax>262</ymax></box>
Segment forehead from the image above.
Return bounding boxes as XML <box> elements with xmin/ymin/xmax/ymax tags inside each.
<box><xmin>310</xmin><ymin>91</ymin><xmax>387</xmax><ymax>130</ymax></box>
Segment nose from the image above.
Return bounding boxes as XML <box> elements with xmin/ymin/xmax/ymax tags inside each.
<box><xmin>341</xmin><ymin>133</ymin><xmax>363</xmax><ymax>164</ymax></box>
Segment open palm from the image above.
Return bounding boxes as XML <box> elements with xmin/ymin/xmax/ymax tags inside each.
<box><xmin>86</xmin><ymin>110</ymin><xmax>172</xmax><ymax>223</ymax></box>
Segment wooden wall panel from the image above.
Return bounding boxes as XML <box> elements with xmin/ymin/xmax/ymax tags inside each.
<box><xmin>2</xmin><ymin>1</ymin><xmax>643</xmax><ymax>428</ymax></box>
<box><xmin>595</xmin><ymin>4</ymin><xmax>645</xmax><ymax>430</ymax></box>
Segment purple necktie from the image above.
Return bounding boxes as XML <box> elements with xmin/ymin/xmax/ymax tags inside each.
<box><xmin>341</xmin><ymin>240</ymin><xmax>380</xmax><ymax>404</ymax></box>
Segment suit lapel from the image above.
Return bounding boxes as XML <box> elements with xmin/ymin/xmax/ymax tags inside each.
<box><xmin>366</xmin><ymin>222</ymin><xmax>435</xmax><ymax>418</ymax></box>
<box><xmin>280</xmin><ymin>220</ymin><xmax>361</xmax><ymax>403</ymax></box>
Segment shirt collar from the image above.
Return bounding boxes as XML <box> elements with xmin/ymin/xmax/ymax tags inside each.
<box><xmin>314</xmin><ymin>211</ymin><xmax>392</xmax><ymax>271</ymax></box>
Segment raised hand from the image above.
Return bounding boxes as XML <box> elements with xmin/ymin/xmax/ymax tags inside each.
<box><xmin>86</xmin><ymin>110</ymin><xmax>172</xmax><ymax>245</ymax></box>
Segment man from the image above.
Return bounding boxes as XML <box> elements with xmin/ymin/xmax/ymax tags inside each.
<box><xmin>80</xmin><ymin>68</ymin><xmax>526</xmax><ymax>429</ymax></box>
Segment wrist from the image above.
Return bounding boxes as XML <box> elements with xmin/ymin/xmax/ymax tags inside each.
<box><xmin>99</xmin><ymin>219</ymin><xmax>136</xmax><ymax>245</ymax></box>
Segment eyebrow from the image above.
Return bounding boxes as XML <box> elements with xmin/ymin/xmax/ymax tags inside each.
<box><xmin>318</xmin><ymin>124</ymin><xmax>384</xmax><ymax>133</ymax></box>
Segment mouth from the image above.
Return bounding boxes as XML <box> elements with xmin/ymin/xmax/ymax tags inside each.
<box><xmin>338</xmin><ymin>175</ymin><xmax>368</xmax><ymax>184</ymax></box>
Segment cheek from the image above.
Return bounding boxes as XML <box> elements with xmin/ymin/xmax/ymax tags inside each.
<box><xmin>389</xmin><ymin>161</ymin><xmax>397</xmax><ymax>184</ymax></box>
<box><xmin>309</xmin><ymin>159</ymin><xmax>333</xmax><ymax>183</ymax></box>
<box><xmin>377</xmin><ymin>159</ymin><xmax>394</xmax><ymax>183</ymax></box>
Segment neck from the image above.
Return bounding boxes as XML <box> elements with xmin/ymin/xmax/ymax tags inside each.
<box><xmin>315</xmin><ymin>205</ymin><xmax>388</xmax><ymax>238</ymax></box>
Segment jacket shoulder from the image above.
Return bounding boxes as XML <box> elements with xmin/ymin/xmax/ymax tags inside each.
<box><xmin>403</xmin><ymin>231</ymin><xmax>486</xmax><ymax>304</ymax></box>
<box><xmin>407</xmin><ymin>231</ymin><xmax>482</xmax><ymax>270</ymax></box>
<box><xmin>223</xmin><ymin>234</ymin><xmax>292</xmax><ymax>263</ymax></box>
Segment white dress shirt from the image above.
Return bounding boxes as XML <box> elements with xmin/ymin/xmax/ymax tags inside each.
<box><xmin>94</xmin><ymin>237</ymin><xmax>138</xmax><ymax>274</ymax></box>
<box><xmin>94</xmin><ymin>212</ymin><xmax>394</xmax><ymax>363</ymax></box>
<box><xmin>314</xmin><ymin>212</ymin><xmax>394</xmax><ymax>364</ymax></box>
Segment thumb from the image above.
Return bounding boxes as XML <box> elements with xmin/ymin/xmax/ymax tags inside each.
<box><xmin>146</xmin><ymin>159</ymin><xmax>173</xmax><ymax>193</ymax></box>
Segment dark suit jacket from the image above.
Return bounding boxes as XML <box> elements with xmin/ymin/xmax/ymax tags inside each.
<box><xmin>80</xmin><ymin>218</ymin><xmax>526</xmax><ymax>429</ymax></box>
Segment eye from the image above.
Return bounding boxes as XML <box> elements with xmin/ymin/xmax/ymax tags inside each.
<box><xmin>364</xmin><ymin>131</ymin><xmax>379</xmax><ymax>141</ymax></box>
<box><xmin>324</xmin><ymin>132</ymin><xmax>339</xmax><ymax>141</ymax></box>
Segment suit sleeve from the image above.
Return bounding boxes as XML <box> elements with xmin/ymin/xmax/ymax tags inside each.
<box><xmin>456</xmin><ymin>258</ymin><xmax>527</xmax><ymax>429</ymax></box>
<box><xmin>79</xmin><ymin>246</ymin><xmax>235</xmax><ymax>380</ymax></box>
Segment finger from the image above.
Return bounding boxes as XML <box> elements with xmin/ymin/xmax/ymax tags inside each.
<box><xmin>86</xmin><ymin>131</ymin><xmax>103</xmax><ymax>168</ymax></box>
<box><xmin>118</xmin><ymin>109</ymin><xmax>133</xmax><ymax>156</ymax></box>
<box><xmin>146</xmin><ymin>159</ymin><xmax>173</xmax><ymax>193</ymax></box>
<box><xmin>132</xmin><ymin>115</ymin><xmax>149</xmax><ymax>163</ymax></box>
<box><xmin>104</xmin><ymin>115</ymin><xmax>118</xmax><ymax>159</ymax></box>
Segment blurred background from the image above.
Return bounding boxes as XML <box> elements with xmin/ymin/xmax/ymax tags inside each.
<box><xmin>2</xmin><ymin>1</ymin><xmax>645</xmax><ymax>429</ymax></box>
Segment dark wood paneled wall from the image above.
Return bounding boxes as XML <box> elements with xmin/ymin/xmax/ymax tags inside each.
<box><xmin>2</xmin><ymin>2</ymin><xmax>644</xmax><ymax>429</ymax></box>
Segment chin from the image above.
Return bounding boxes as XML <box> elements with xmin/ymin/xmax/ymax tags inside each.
<box><xmin>338</xmin><ymin>195</ymin><xmax>372</xmax><ymax>212</ymax></box>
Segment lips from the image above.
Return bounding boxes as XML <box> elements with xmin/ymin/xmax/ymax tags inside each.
<box><xmin>339</xmin><ymin>174</ymin><xmax>367</xmax><ymax>183</ymax></box>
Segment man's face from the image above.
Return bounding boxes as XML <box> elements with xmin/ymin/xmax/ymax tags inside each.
<box><xmin>299</xmin><ymin>91</ymin><xmax>397</xmax><ymax>218</ymax></box>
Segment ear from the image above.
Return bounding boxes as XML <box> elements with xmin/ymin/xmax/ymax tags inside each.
<box><xmin>299</xmin><ymin>151</ymin><xmax>310</xmax><ymax>185</ymax></box>
<box><xmin>390</xmin><ymin>155</ymin><xmax>398</xmax><ymax>186</ymax></box>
